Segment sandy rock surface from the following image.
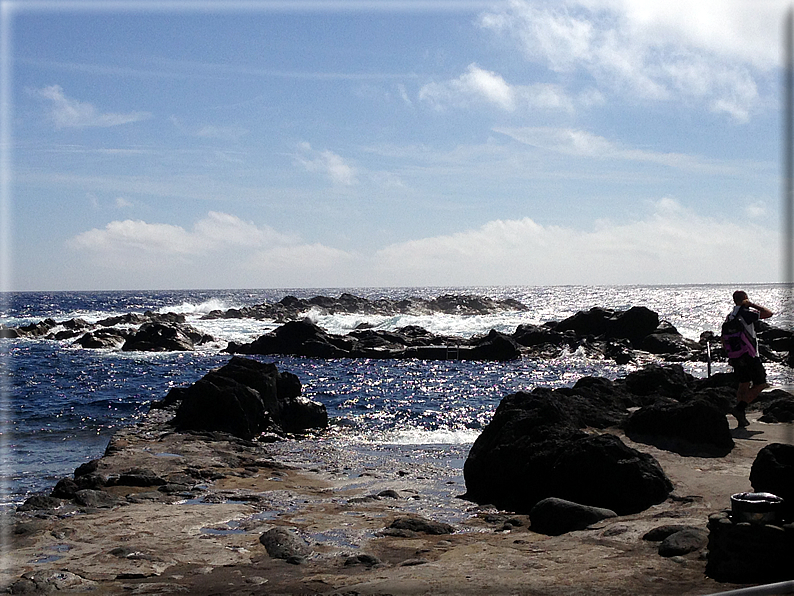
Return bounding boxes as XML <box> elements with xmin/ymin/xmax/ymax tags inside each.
<box><xmin>3</xmin><ymin>408</ymin><xmax>793</xmax><ymax>595</ymax></box>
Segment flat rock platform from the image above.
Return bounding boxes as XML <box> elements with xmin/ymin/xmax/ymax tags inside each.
<box><xmin>4</xmin><ymin>408</ymin><xmax>793</xmax><ymax>595</ymax></box>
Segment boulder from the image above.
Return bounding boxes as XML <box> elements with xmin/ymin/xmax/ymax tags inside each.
<box><xmin>259</xmin><ymin>527</ymin><xmax>311</xmax><ymax>561</ymax></box>
<box><xmin>624</xmin><ymin>363</ymin><xmax>694</xmax><ymax>400</ymax></box>
<box><xmin>624</xmin><ymin>399</ymin><xmax>734</xmax><ymax>457</ymax></box>
<box><xmin>512</xmin><ymin>324</ymin><xmax>569</xmax><ymax>348</ymax></box>
<box><xmin>73</xmin><ymin>489</ymin><xmax>121</xmax><ymax>508</ymax></box>
<box><xmin>463</xmin><ymin>390</ymin><xmax>587</xmax><ymax>512</ymax></box>
<box><xmin>17</xmin><ymin>495</ymin><xmax>63</xmax><ymax>512</ymax></box>
<box><xmin>122</xmin><ymin>322</ymin><xmax>211</xmax><ymax>352</ymax></box>
<box><xmin>387</xmin><ymin>516</ymin><xmax>455</xmax><ymax>535</ymax></box>
<box><xmin>555</xmin><ymin>307</ymin><xmax>614</xmax><ymax>337</ymax></box>
<box><xmin>658</xmin><ymin>528</ymin><xmax>708</xmax><ymax>557</ymax></box>
<box><xmin>169</xmin><ymin>356</ymin><xmax>327</xmax><ymax>439</ymax></box>
<box><xmin>51</xmin><ymin>478</ymin><xmax>79</xmax><ymax>499</ymax></box>
<box><xmin>759</xmin><ymin>397</ymin><xmax>794</xmax><ymax>423</ymax></box>
<box><xmin>749</xmin><ymin>443</ymin><xmax>794</xmax><ymax>519</ymax></box>
<box><xmin>547</xmin><ymin>433</ymin><xmax>673</xmax><ymax>515</ymax></box>
<box><xmin>463</xmin><ymin>390</ymin><xmax>672</xmax><ymax>515</ymax></box>
<box><xmin>640</xmin><ymin>328</ymin><xmax>700</xmax><ymax>356</ymax></box>
<box><xmin>607</xmin><ymin>306</ymin><xmax>660</xmax><ymax>343</ymax></box>
<box><xmin>74</xmin><ymin>328</ymin><xmax>131</xmax><ymax>349</ymax></box>
<box><xmin>16</xmin><ymin>318</ymin><xmax>58</xmax><ymax>337</ymax></box>
<box><xmin>229</xmin><ymin>319</ymin><xmax>350</xmax><ymax>357</ymax></box>
<box><xmin>643</xmin><ymin>524</ymin><xmax>695</xmax><ymax>542</ymax></box>
<box><xmin>467</xmin><ymin>329</ymin><xmax>521</xmax><ymax>360</ymax></box>
<box><xmin>529</xmin><ymin>497</ymin><xmax>616</xmax><ymax>535</ymax></box>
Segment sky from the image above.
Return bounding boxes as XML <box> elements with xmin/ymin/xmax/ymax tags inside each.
<box><xmin>2</xmin><ymin>0</ymin><xmax>792</xmax><ymax>291</ymax></box>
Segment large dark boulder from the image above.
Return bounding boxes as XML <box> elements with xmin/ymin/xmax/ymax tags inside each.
<box><xmin>547</xmin><ymin>433</ymin><xmax>672</xmax><ymax>515</ymax></box>
<box><xmin>463</xmin><ymin>390</ymin><xmax>672</xmax><ymax>515</ymax></box>
<box><xmin>259</xmin><ymin>527</ymin><xmax>311</xmax><ymax>561</ymax></box>
<box><xmin>121</xmin><ymin>322</ymin><xmax>212</xmax><ymax>352</ymax></box>
<box><xmin>463</xmin><ymin>391</ymin><xmax>587</xmax><ymax>512</ymax></box>
<box><xmin>624</xmin><ymin>399</ymin><xmax>734</xmax><ymax>457</ymax></box>
<box><xmin>169</xmin><ymin>356</ymin><xmax>327</xmax><ymax>439</ymax></box>
<box><xmin>749</xmin><ymin>443</ymin><xmax>794</xmax><ymax>519</ymax></box>
<box><xmin>555</xmin><ymin>307</ymin><xmax>614</xmax><ymax>337</ymax></box>
<box><xmin>229</xmin><ymin>319</ymin><xmax>351</xmax><ymax>357</ymax></box>
<box><xmin>624</xmin><ymin>363</ymin><xmax>694</xmax><ymax>400</ymax></box>
<box><xmin>607</xmin><ymin>306</ymin><xmax>660</xmax><ymax>343</ymax></box>
<box><xmin>467</xmin><ymin>330</ymin><xmax>521</xmax><ymax>360</ymax></box>
<box><xmin>512</xmin><ymin>324</ymin><xmax>569</xmax><ymax>348</ymax></box>
<box><xmin>74</xmin><ymin>328</ymin><xmax>131</xmax><ymax>349</ymax></box>
<box><xmin>640</xmin><ymin>326</ymin><xmax>700</xmax><ymax>355</ymax></box>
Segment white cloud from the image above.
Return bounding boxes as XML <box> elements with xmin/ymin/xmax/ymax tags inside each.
<box><xmin>419</xmin><ymin>63</ymin><xmax>572</xmax><ymax>112</ymax></box>
<box><xmin>68</xmin><ymin>212</ymin><xmax>298</xmax><ymax>258</ymax></box>
<box><xmin>63</xmin><ymin>201</ymin><xmax>779</xmax><ymax>288</ymax></box>
<box><xmin>34</xmin><ymin>85</ymin><xmax>151</xmax><ymax>129</ymax></box>
<box><xmin>371</xmin><ymin>198</ymin><xmax>778</xmax><ymax>285</ymax></box>
<box><xmin>295</xmin><ymin>142</ymin><xmax>358</xmax><ymax>185</ymax></box>
<box><xmin>478</xmin><ymin>0</ymin><xmax>782</xmax><ymax>120</ymax></box>
<box><xmin>744</xmin><ymin>201</ymin><xmax>768</xmax><ymax>219</ymax></box>
<box><xmin>114</xmin><ymin>197</ymin><xmax>134</xmax><ymax>209</ymax></box>
<box><xmin>494</xmin><ymin>126</ymin><xmax>732</xmax><ymax>172</ymax></box>
<box><xmin>65</xmin><ymin>212</ymin><xmax>361</xmax><ymax>288</ymax></box>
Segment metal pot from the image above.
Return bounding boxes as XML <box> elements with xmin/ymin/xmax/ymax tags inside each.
<box><xmin>730</xmin><ymin>492</ymin><xmax>784</xmax><ymax>524</ymax></box>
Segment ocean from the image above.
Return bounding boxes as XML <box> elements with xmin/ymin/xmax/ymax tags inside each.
<box><xmin>2</xmin><ymin>284</ymin><xmax>792</xmax><ymax>510</ymax></box>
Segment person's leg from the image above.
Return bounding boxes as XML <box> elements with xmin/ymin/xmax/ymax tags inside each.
<box><xmin>732</xmin><ymin>383</ymin><xmax>751</xmax><ymax>427</ymax></box>
<box><xmin>747</xmin><ymin>382</ymin><xmax>770</xmax><ymax>403</ymax></box>
<box><xmin>745</xmin><ymin>359</ymin><xmax>769</xmax><ymax>404</ymax></box>
<box><xmin>736</xmin><ymin>381</ymin><xmax>752</xmax><ymax>404</ymax></box>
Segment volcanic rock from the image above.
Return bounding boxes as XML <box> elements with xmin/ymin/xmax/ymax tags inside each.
<box><xmin>749</xmin><ymin>443</ymin><xmax>794</xmax><ymax>519</ymax></box>
<box><xmin>529</xmin><ymin>497</ymin><xmax>617</xmax><ymax>535</ymax></box>
<box><xmin>624</xmin><ymin>399</ymin><xmax>734</xmax><ymax>457</ymax></box>
<box><xmin>463</xmin><ymin>389</ymin><xmax>672</xmax><ymax>514</ymax></box>
<box><xmin>167</xmin><ymin>356</ymin><xmax>327</xmax><ymax>439</ymax></box>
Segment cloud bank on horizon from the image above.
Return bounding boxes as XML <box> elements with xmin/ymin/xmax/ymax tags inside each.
<box><xmin>8</xmin><ymin>0</ymin><xmax>788</xmax><ymax>290</ymax></box>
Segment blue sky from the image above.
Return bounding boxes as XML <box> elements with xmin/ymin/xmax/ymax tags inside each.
<box><xmin>2</xmin><ymin>0</ymin><xmax>790</xmax><ymax>290</ymax></box>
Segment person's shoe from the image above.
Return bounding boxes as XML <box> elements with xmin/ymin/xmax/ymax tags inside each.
<box><xmin>731</xmin><ymin>406</ymin><xmax>750</xmax><ymax>427</ymax></box>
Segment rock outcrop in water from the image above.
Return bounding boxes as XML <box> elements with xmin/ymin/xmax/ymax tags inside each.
<box><xmin>202</xmin><ymin>292</ymin><xmax>529</xmax><ymax>320</ymax></box>
<box><xmin>158</xmin><ymin>356</ymin><xmax>327</xmax><ymax>439</ymax></box>
<box><xmin>226</xmin><ymin>319</ymin><xmax>522</xmax><ymax>361</ymax></box>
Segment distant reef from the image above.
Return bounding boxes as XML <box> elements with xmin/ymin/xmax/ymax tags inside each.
<box><xmin>3</xmin><ymin>293</ymin><xmax>793</xmax><ymax>367</ymax></box>
<box><xmin>201</xmin><ymin>292</ymin><xmax>528</xmax><ymax>320</ymax></box>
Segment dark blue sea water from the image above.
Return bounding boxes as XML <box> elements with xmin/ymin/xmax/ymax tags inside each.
<box><xmin>2</xmin><ymin>285</ymin><xmax>791</xmax><ymax>508</ymax></box>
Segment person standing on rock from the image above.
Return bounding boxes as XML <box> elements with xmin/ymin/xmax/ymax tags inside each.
<box><xmin>724</xmin><ymin>290</ymin><xmax>773</xmax><ymax>427</ymax></box>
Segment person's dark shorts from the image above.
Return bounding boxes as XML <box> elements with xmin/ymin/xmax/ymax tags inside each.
<box><xmin>730</xmin><ymin>355</ymin><xmax>767</xmax><ymax>385</ymax></box>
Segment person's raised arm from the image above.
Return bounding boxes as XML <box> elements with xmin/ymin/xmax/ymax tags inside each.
<box><xmin>742</xmin><ymin>298</ymin><xmax>773</xmax><ymax>319</ymax></box>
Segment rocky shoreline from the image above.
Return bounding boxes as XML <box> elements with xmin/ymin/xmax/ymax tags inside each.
<box><xmin>6</xmin><ymin>408</ymin><xmax>794</xmax><ymax>595</ymax></box>
<box><xmin>5</xmin><ymin>357</ymin><xmax>794</xmax><ymax>595</ymax></box>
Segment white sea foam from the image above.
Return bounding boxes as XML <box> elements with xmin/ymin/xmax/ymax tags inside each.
<box><xmin>355</xmin><ymin>427</ymin><xmax>482</xmax><ymax>446</ymax></box>
<box><xmin>159</xmin><ymin>298</ymin><xmax>230</xmax><ymax>316</ymax></box>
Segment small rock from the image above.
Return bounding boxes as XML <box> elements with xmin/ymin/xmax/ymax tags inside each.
<box><xmin>259</xmin><ymin>527</ymin><xmax>311</xmax><ymax>560</ymax></box>
<box><xmin>658</xmin><ymin>528</ymin><xmax>708</xmax><ymax>557</ymax></box>
<box><xmin>530</xmin><ymin>497</ymin><xmax>617</xmax><ymax>536</ymax></box>
<box><xmin>388</xmin><ymin>516</ymin><xmax>455</xmax><ymax>535</ymax></box>
<box><xmin>643</xmin><ymin>524</ymin><xmax>694</xmax><ymax>541</ymax></box>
